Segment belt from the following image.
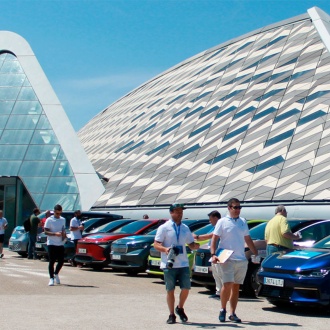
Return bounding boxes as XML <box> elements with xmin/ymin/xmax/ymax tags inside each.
<box><xmin>268</xmin><ymin>243</ymin><xmax>288</xmax><ymax>249</ymax></box>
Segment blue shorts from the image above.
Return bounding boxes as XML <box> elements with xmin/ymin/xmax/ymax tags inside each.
<box><xmin>163</xmin><ymin>267</ymin><xmax>191</xmax><ymax>291</ymax></box>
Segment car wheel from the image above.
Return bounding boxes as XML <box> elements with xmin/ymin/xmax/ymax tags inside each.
<box><xmin>241</xmin><ymin>262</ymin><xmax>260</xmax><ymax>297</ymax></box>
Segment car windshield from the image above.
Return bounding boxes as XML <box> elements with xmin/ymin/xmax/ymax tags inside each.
<box><xmin>112</xmin><ymin>220</ymin><xmax>152</xmax><ymax>234</ymax></box>
<box><xmin>249</xmin><ymin>222</ymin><xmax>267</xmax><ymax>240</ymax></box>
<box><xmin>90</xmin><ymin>220</ymin><xmax>135</xmax><ymax>233</ymax></box>
<box><xmin>312</xmin><ymin>235</ymin><xmax>330</xmax><ymax>249</ymax></box>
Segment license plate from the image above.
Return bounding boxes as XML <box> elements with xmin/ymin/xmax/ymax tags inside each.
<box><xmin>112</xmin><ymin>254</ymin><xmax>121</xmax><ymax>260</ymax></box>
<box><xmin>151</xmin><ymin>260</ymin><xmax>161</xmax><ymax>266</ymax></box>
<box><xmin>194</xmin><ymin>266</ymin><xmax>208</xmax><ymax>273</ymax></box>
<box><xmin>35</xmin><ymin>243</ymin><xmax>42</xmax><ymax>248</ymax></box>
<box><xmin>264</xmin><ymin>277</ymin><xmax>284</xmax><ymax>287</ymax></box>
<box><xmin>79</xmin><ymin>248</ymin><xmax>87</xmax><ymax>253</ymax></box>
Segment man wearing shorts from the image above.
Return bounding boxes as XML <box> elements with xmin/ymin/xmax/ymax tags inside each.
<box><xmin>154</xmin><ymin>203</ymin><xmax>200</xmax><ymax>324</ymax></box>
<box><xmin>210</xmin><ymin>198</ymin><xmax>258</xmax><ymax>323</ymax></box>
<box><xmin>0</xmin><ymin>210</ymin><xmax>8</xmax><ymax>258</ymax></box>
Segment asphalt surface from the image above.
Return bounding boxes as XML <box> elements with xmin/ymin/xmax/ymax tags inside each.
<box><xmin>0</xmin><ymin>248</ymin><xmax>329</xmax><ymax>329</ymax></box>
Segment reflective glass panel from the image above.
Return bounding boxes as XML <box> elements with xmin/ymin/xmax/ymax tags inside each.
<box><xmin>17</xmin><ymin>87</ymin><xmax>38</xmax><ymax>101</ymax></box>
<box><xmin>0</xmin><ymin>87</ymin><xmax>21</xmax><ymax>100</ymax></box>
<box><xmin>19</xmin><ymin>161</ymin><xmax>54</xmax><ymax>176</ymax></box>
<box><xmin>0</xmin><ymin>101</ymin><xmax>14</xmax><ymax>114</ymax></box>
<box><xmin>0</xmin><ymin>130</ymin><xmax>34</xmax><ymax>144</ymax></box>
<box><xmin>30</xmin><ymin>130</ymin><xmax>59</xmax><ymax>144</ymax></box>
<box><xmin>46</xmin><ymin>177</ymin><xmax>79</xmax><ymax>193</ymax></box>
<box><xmin>0</xmin><ymin>74</ymin><xmax>25</xmax><ymax>86</ymax></box>
<box><xmin>0</xmin><ymin>145</ymin><xmax>28</xmax><ymax>160</ymax></box>
<box><xmin>23</xmin><ymin>177</ymin><xmax>49</xmax><ymax>193</ymax></box>
<box><xmin>0</xmin><ymin>160</ymin><xmax>22</xmax><ymax>175</ymax></box>
<box><xmin>40</xmin><ymin>194</ymin><xmax>78</xmax><ymax>211</ymax></box>
<box><xmin>12</xmin><ymin>101</ymin><xmax>42</xmax><ymax>114</ymax></box>
<box><xmin>25</xmin><ymin>145</ymin><xmax>60</xmax><ymax>160</ymax></box>
<box><xmin>6</xmin><ymin>115</ymin><xmax>39</xmax><ymax>129</ymax></box>
<box><xmin>52</xmin><ymin>161</ymin><xmax>73</xmax><ymax>176</ymax></box>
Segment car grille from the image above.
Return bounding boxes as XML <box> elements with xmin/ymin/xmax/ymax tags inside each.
<box><xmin>149</xmin><ymin>248</ymin><xmax>160</xmax><ymax>258</ymax></box>
<box><xmin>75</xmin><ymin>255</ymin><xmax>93</xmax><ymax>263</ymax></box>
<box><xmin>259</xmin><ymin>285</ymin><xmax>293</xmax><ymax>299</ymax></box>
<box><xmin>111</xmin><ymin>244</ymin><xmax>127</xmax><ymax>253</ymax></box>
<box><xmin>262</xmin><ymin>267</ymin><xmax>295</xmax><ymax>274</ymax></box>
<box><xmin>9</xmin><ymin>243</ymin><xmax>23</xmax><ymax>251</ymax></box>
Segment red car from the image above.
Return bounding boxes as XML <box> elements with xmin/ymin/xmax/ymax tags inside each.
<box><xmin>75</xmin><ymin>219</ymin><xmax>166</xmax><ymax>270</ymax></box>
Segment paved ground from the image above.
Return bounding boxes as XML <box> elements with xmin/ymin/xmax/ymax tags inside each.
<box><xmin>0</xmin><ymin>248</ymin><xmax>329</xmax><ymax>329</ymax></box>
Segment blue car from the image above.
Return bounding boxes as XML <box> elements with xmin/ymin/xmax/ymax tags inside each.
<box><xmin>257</xmin><ymin>234</ymin><xmax>330</xmax><ymax>308</ymax></box>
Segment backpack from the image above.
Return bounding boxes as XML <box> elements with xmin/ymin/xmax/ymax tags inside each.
<box><xmin>23</xmin><ymin>217</ymin><xmax>31</xmax><ymax>232</ymax></box>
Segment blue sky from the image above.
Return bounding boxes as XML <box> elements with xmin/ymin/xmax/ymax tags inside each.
<box><xmin>2</xmin><ymin>0</ymin><xmax>330</xmax><ymax>131</ymax></box>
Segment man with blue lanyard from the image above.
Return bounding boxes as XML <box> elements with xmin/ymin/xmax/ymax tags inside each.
<box><xmin>154</xmin><ymin>203</ymin><xmax>200</xmax><ymax>324</ymax></box>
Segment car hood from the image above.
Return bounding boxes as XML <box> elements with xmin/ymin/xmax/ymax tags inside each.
<box><xmin>80</xmin><ymin>233</ymin><xmax>134</xmax><ymax>242</ymax></box>
<box><xmin>113</xmin><ymin>235</ymin><xmax>155</xmax><ymax>244</ymax></box>
<box><xmin>262</xmin><ymin>248</ymin><xmax>330</xmax><ymax>271</ymax></box>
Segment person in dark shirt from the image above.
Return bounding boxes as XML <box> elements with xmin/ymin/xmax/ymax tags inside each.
<box><xmin>28</xmin><ymin>208</ymin><xmax>41</xmax><ymax>259</ymax></box>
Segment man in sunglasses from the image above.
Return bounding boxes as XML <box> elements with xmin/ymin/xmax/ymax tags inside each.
<box><xmin>210</xmin><ymin>198</ymin><xmax>258</xmax><ymax>324</ymax></box>
<box><xmin>44</xmin><ymin>204</ymin><xmax>66</xmax><ymax>286</ymax></box>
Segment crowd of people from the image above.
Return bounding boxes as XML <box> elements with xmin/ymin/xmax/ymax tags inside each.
<box><xmin>1</xmin><ymin>198</ymin><xmax>301</xmax><ymax>324</ymax></box>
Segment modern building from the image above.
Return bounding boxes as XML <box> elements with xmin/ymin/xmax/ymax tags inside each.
<box><xmin>78</xmin><ymin>7</ymin><xmax>330</xmax><ymax>218</ymax></box>
<box><xmin>0</xmin><ymin>31</ymin><xmax>104</xmax><ymax>238</ymax></box>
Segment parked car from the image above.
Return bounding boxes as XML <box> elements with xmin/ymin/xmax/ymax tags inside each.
<box><xmin>146</xmin><ymin>219</ymin><xmax>211</xmax><ymax>277</ymax></box>
<box><xmin>110</xmin><ymin>219</ymin><xmax>209</xmax><ymax>276</ymax></box>
<box><xmin>191</xmin><ymin>219</ymin><xmax>326</xmax><ymax>296</ymax></box>
<box><xmin>82</xmin><ymin>217</ymin><xmax>125</xmax><ymax>236</ymax></box>
<box><xmin>257</xmin><ymin>234</ymin><xmax>330</xmax><ymax>308</ymax></box>
<box><xmin>75</xmin><ymin>219</ymin><xmax>167</xmax><ymax>270</ymax></box>
<box><xmin>35</xmin><ymin>219</ymin><xmax>135</xmax><ymax>261</ymax></box>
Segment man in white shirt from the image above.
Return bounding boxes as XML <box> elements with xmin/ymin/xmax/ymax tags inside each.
<box><xmin>44</xmin><ymin>204</ymin><xmax>66</xmax><ymax>286</ymax></box>
<box><xmin>210</xmin><ymin>198</ymin><xmax>258</xmax><ymax>324</ymax></box>
<box><xmin>154</xmin><ymin>203</ymin><xmax>200</xmax><ymax>324</ymax></box>
<box><xmin>69</xmin><ymin>210</ymin><xmax>84</xmax><ymax>267</ymax></box>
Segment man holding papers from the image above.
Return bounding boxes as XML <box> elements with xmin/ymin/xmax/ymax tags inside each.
<box><xmin>210</xmin><ymin>198</ymin><xmax>258</xmax><ymax>323</ymax></box>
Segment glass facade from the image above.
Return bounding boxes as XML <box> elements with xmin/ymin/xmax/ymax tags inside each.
<box><xmin>0</xmin><ymin>52</ymin><xmax>80</xmax><ymax>211</ymax></box>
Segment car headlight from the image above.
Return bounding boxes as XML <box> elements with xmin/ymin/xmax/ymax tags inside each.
<box><xmin>129</xmin><ymin>242</ymin><xmax>150</xmax><ymax>249</ymax></box>
<box><xmin>294</xmin><ymin>267</ymin><xmax>330</xmax><ymax>278</ymax></box>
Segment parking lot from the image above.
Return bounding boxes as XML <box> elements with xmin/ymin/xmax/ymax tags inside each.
<box><xmin>0</xmin><ymin>248</ymin><xmax>329</xmax><ymax>329</ymax></box>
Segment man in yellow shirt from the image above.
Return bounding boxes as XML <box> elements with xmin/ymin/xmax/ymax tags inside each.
<box><xmin>265</xmin><ymin>205</ymin><xmax>301</xmax><ymax>256</ymax></box>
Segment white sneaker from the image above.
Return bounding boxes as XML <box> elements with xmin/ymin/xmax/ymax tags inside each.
<box><xmin>54</xmin><ymin>274</ymin><xmax>60</xmax><ymax>284</ymax></box>
<box><xmin>48</xmin><ymin>278</ymin><xmax>54</xmax><ymax>286</ymax></box>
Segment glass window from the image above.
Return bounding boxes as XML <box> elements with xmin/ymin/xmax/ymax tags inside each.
<box><xmin>252</xmin><ymin>107</ymin><xmax>277</xmax><ymax>121</ymax></box>
<box><xmin>12</xmin><ymin>101</ymin><xmax>42</xmax><ymax>114</ymax></box>
<box><xmin>19</xmin><ymin>161</ymin><xmax>54</xmax><ymax>176</ymax></box>
<box><xmin>279</xmin><ymin>57</ymin><xmax>298</xmax><ymax>67</ymax></box>
<box><xmin>0</xmin><ymin>87</ymin><xmax>21</xmax><ymax>100</ymax></box>
<box><xmin>279</xmin><ymin>69</ymin><xmax>312</xmax><ymax>83</ymax></box>
<box><xmin>131</xmin><ymin>112</ymin><xmax>145</xmax><ymax>122</ymax></box>
<box><xmin>173</xmin><ymin>144</ymin><xmax>200</xmax><ymax>159</ymax></box>
<box><xmin>17</xmin><ymin>87</ymin><xmax>38</xmax><ymax>101</ymax></box>
<box><xmin>150</xmin><ymin>109</ymin><xmax>165</xmax><ymax>120</ymax></box>
<box><xmin>0</xmin><ymin>60</ymin><xmax>24</xmax><ymax>74</ymax></box>
<box><xmin>197</xmin><ymin>78</ymin><xmax>217</xmax><ymax>88</ymax></box>
<box><xmin>167</xmin><ymin>94</ymin><xmax>185</xmax><ymax>105</ymax></box>
<box><xmin>194</xmin><ymin>91</ymin><xmax>212</xmax><ymax>102</ymax></box>
<box><xmin>0</xmin><ymin>130</ymin><xmax>34</xmax><ymax>144</ymax></box>
<box><xmin>25</xmin><ymin>145</ymin><xmax>59</xmax><ymax>160</ymax></box>
<box><xmin>0</xmin><ymin>145</ymin><xmax>28</xmax><ymax>160</ymax></box>
<box><xmin>6</xmin><ymin>115</ymin><xmax>39</xmax><ymax>129</ymax></box>
<box><xmin>146</xmin><ymin>141</ymin><xmax>170</xmax><ymax>156</ymax></box>
<box><xmin>121</xmin><ymin>125</ymin><xmax>136</xmax><ymax>137</ymax></box>
<box><xmin>206</xmin><ymin>148</ymin><xmax>238</xmax><ymax>165</ymax></box>
<box><xmin>274</xmin><ymin>108</ymin><xmax>300</xmax><ymax>123</ymax></box>
<box><xmin>40</xmin><ymin>193</ymin><xmax>78</xmax><ymax>211</ymax></box>
<box><xmin>206</xmin><ymin>48</ymin><xmax>224</xmax><ymax>61</ymax></box>
<box><xmin>0</xmin><ymin>101</ymin><xmax>14</xmax><ymax>114</ymax></box>
<box><xmin>259</xmin><ymin>71</ymin><xmax>287</xmax><ymax>84</ymax></box>
<box><xmin>233</xmin><ymin>106</ymin><xmax>256</xmax><ymax>120</ymax></box>
<box><xmin>172</xmin><ymin>107</ymin><xmax>190</xmax><ymax>119</ymax></box>
<box><xmin>22</xmin><ymin>177</ymin><xmax>49</xmax><ymax>193</ymax></box>
<box><xmin>230</xmin><ymin>41</ymin><xmax>253</xmax><ymax>54</ymax></box>
<box><xmin>241</xmin><ymin>71</ymin><xmax>271</xmax><ymax>85</ymax></box>
<box><xmin>46</xmin><ymin>177</ymin><xmax>78</xmax><ymax>193</ymax></box>
<box><xmin>258</xmin><ymin>35</ymin><xmax>286</xmax><ymax>50</ymax></box>
<box><xmin>255</xmin><ymin>88</ymin><xmax>284</xmax><ymax>102</ymax></box>
<box><xmin>56</xmin><ymin>148</ymin><xmax>67</xmax><ymax>161</ymax></box>
<box><xmin>162</xmin><ymin>122</ymin><xmax>181</xmax><ymax>136</ymax></box>
<box><xmin>124</xmin><ymin>140</ymin><xmax>145</xmax><ymax>154</ymax></box>
<box><xmin>297</xmin><ymin>91</ymin><xmax>330</xmax><ymax>104</ymax></box>
<box><xmin>52</xmin><ymin>161</ymin><xmax>73</xmax><ymax>176</ymax></box>
<box><xmin>223</xmin><ymin>124</ymin><xmax>249</xmax><ymax>141</ymax></box>
<box><xmin>175</xmin><ymin>82</ymin><xmax>190</xmax><ymax>92</ymax></box>
<box><xmin>115</xmin><ymin>141</ymin><xmax>134</xmax><ymax>153</ymax></box>
<box><xmin>0</xmin><ymin>160</ymin><xmax>22</xmax><ymax>175</ymax></box>
<box><xmin>189</xmin><ymin>123</ymin><xmax>212</xmax><ymax>138</ymax></box>
<box><xmin>0</xmin><ymin>74</ymin><xmax>25</xmax><ymax>87</ymax></box>
<box><xmin>139</xmin><ymin>123</ymin><xmax>156</xmax><ymax>136</ymax></box>
<box><xmin>148</xmin><ymin>98</ymin><xmax>162</xmax><ymax>108</ymax></box>
<box><xmin>224</xmin><ymin>74</ymin><xmax>249</xmax><ymax>86</ymax></box>
<box><xmin>0</xmin><ymin>115</ymin><xmax>9</xmax><ymax>129</ymax></box>
<box><xmin>215</xmin><ymin>106</ymin><xmax>236</xmax><ymax>119</ymax></box>
<box><xmin>200</xmin><ymin>105</ymin><xmax>219</xmax><ymax>118</ymax></box>
<box><xmin>194</xmin><ymin>64</ymin><xmax>214</xmax><ymax>76</ymax></box>
<box><xmin>36</xmin><ymin>115</ymin><xmax>52</xmax><ymax>129</ymax></box>
<box><xmin>297</xmin><ymin>110</ymin><xmax>326</xmax><ymax>126</ymax></box>
<box><xmin>264</xmin><ymin>129</ymin><xmax>294</xmax><ymax>147</ymax></box>
<box><xmin>247</xmin><ymin>156</ymin><xmax>284</xmax><ymax>173</ymax></box>
<box><xmin>30</xmin><ymin>130</ymin><xmax>59</xmax><ymax>144</ymax></box>
<box><xmin>243</xmin><ymin>54</ymin><xmax>277</xmax><ymax>71</ymax></box>
<box><xmin>219</xmin><ymin>89</ymin><xmax>244</xmax><ymax>102</ymax></box>
<box><xmin>185</xmin><ymin>106</ymin><xmax>204</xmax><ymax>118</ymax></box>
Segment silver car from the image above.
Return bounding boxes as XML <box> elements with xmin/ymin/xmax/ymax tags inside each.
<box><xmin>8</xmin><ymin>226</ymin><xmax>29</xmax><ymax>257</ymax></box>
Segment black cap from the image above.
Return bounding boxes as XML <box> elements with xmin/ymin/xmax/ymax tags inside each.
<box><xmin>169</xmin><ymin>203</ymin><xmax>186</xmax><ymax>211</ymax></box>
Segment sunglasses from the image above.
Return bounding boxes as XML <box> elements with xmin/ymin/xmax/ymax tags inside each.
<box><xmin>231</xmin><ymin>206</ymin><xmax>242</xmax><ymax>210</ymax></box>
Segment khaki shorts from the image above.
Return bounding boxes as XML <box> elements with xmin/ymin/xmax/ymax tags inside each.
<box><xmin>218</xmin><ymin>259</ymin><xmax>248</xmax><ymax>284</ymax></box>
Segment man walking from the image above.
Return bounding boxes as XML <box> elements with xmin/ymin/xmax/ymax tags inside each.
<box><xmin>194</xmin><ymin>210</ymin><xmax>222</xmax><ymax>298</ymax></box>
<box><xmin>210</xmin><ymin>198</ymin><xmax>258</xmax><ymax>323</ymax></box>
<box><xmin>265</xmin><ymin>205</ymin><xmax>301</xmax><ymax>256</ymax></box>
<box><xmin>28</xmin><ymin>208</ymin><xmax>40</xmax><ymax>259</ymax></box>
<box><xmin>154</xmin><ymin>203</ymin><xmax>200</xmax><ymax>324</ymax></box>
<box><xmin>0</xmin><ymin>210</ymin><xmax>8</xmax><ymax>258</ymax></box>
<box><xmin>44</xmin><ymin>204</ymin><xmax>66</xmax><ymax>286</ymax></box>
<box><xmin>69</xmin><ymin>210</ymin><xmax>84</xmax><ymax>266</ymax></box>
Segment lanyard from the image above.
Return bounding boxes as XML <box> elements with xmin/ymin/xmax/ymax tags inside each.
<box><xmin>172</xmin><ymin>221</ymin><xmax>181</xmax><ymax>243</ymax></box>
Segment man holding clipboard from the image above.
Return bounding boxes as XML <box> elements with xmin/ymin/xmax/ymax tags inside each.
<box><xmin>210</xmin><ymin>198</ymin><xmax>258</xmax><ymax>323</ymax></box>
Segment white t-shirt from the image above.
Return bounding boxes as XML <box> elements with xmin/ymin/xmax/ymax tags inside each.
<box><xmin>44</xmin><ymin>215</ymin><xmax>66</xmax><ymax>246</ymax></box>
<box><xmin>155</xmin><ymin>219</ymin><xmax>194</xmax><ymax>269</ymax></box>
<box><xmin>70</xmin><ymin>217</ymin><xmax>82</xmax><ymax>240</ymax></box>
<box><xmin>0</xmin><ymin>217</ymin><xmax>8</xmax><ymax>234</ymax></box>
<box><xmin>213</xmin><ymin>215</ymin><xmax>250</xmax><ymax>260</ymax></box>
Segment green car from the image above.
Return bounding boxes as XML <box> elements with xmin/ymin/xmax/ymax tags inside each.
<box><xmin>146</xmin><ymin>221</ymin><xmax>213</xmax><ymax>277</ymax></box>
